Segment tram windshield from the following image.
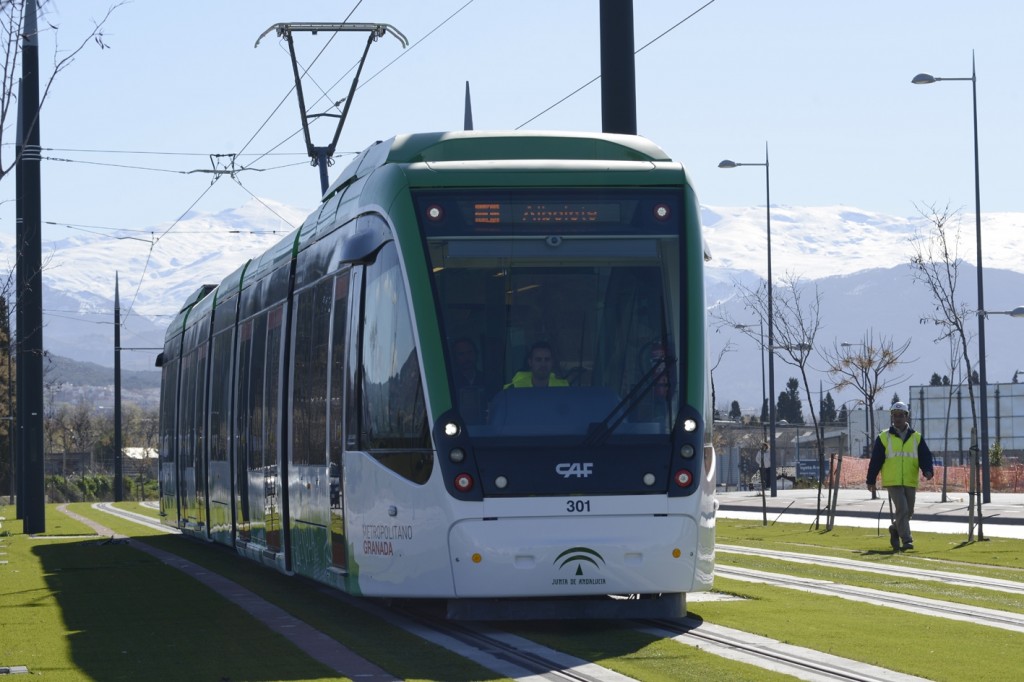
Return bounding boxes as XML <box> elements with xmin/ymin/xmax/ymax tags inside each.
<box><xmin>418</xmin><ymin>189</ymin><xmax>683</xmax><ymax>439</ymax></box>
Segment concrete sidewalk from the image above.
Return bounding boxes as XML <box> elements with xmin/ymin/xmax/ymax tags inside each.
<box><xmin>716</xmin><ymin>488</ymin><xmax>1024</xmax><ymax>539</ymax></box>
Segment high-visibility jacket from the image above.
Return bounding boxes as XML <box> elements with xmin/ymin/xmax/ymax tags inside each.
<box><xmin>503</xmin><ymin>371</ymin><xmax>569</xmax><ymax>389</ymax></box>
<box><xmin>879</xmin><ymin>430</ymin><xmax>923</xmax><ymax>488</ymax></box>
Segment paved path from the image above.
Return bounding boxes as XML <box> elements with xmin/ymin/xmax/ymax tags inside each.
<box><xmin>716</xmin><ymin>489</ymin><xmax>1024</xmax><ymax>539</ymax></box>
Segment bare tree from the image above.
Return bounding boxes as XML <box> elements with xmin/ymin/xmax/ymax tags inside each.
<box><xmin>713</xmin><ymin>273</ymin><xmax>828</xmax><ymax>523</ymax></box>
<box><xmin>713</xmin><ymin>275</ymin><xmax>824</xmax><ymax>453</ymax></box>
<box><xmin>0</xmin><ymin>1</ymin><xmax>124</xmax><ymax>182</ymax></box>
<box><xmin>821</xmin><ymin>331</ymin><xmax>912</xmax><ymax>442</ymax></box>
<box><xmin>709</xmin><ymin>341</ymin><xmax>735</xmax><ymax>421</ymax></box>
<box><xmin>908</xmin><ymin>203</ymin><xmax>980</xmax><ymax>449</ymax></box>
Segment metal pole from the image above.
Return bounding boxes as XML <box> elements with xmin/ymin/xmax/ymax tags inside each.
<box><xmin>599</xmin><ymin>0</ymin><xmax>637</xmax><ymax>135</ymax></box>
<box><xmin>114</xmin><ymin>273</ymin><xmax>123</xmax><ymax>501</ymax></box>
<box><xmin>18</xmin><ymin>0</ymin><xmax>45</xmax><ymax>533</ymax></box>
<box><xmin>765</xmin><ymin>144</ymin><xmax>777</xmax><ymax>496</ymax></box>
<box><xmin>970</xmin><ymin>53</ymin><xmax>991</xmax><ymax>503</ymax></box>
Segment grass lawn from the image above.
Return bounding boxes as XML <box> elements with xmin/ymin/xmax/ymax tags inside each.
<box><xmin>4</xmin><ymin>504</ymin><xmax>1023</xmax><ymax>682</ymax></box>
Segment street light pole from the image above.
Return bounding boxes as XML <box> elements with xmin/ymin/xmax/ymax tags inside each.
<box><xmin>720</xmin><ymin>143</ymin><xmax>777</xmax><ymax>496</ymax></box>
<box><xmin>913</xmin><ymin>51</ymin><xmax>991</xmax><ymax>502</ymax></box>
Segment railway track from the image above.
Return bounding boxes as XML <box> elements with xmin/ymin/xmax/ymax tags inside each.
<box><xmin>719</xmin><ymin>543</ymin><xmax>1024</xmax><ymax>595</ymax></box>
<box><xmin>640</xmin><ymin>618</ymin><xmax>930</xmax><ymax>682</ymax></box>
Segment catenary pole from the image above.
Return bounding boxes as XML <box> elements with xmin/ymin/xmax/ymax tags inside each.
<box><xmin>18</xmin><ymin>0</ymin><xmax>46</xmax><ymax>533</ymax></box>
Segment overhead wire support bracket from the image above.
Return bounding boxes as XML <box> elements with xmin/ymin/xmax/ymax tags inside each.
<box><xmin>256</xmin><ymin>22</ymin><xmax>408</xmax><ymax>195</ymax></box>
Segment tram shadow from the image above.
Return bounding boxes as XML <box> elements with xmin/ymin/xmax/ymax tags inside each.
<box><xmin>500</xmin><ymin>615</ymin><xmax>683</xmax><ymax>660</ymax></box>
<box><xmin>32</xmin><ymin>539</ymin><xmax>332</xmax><ymax>680</ymax></box>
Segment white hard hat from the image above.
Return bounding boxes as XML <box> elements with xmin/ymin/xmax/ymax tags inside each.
<box><xmin>890</xmin><ymin>401</ymin><xmax>909</xmax><ymax>414</ymax></box>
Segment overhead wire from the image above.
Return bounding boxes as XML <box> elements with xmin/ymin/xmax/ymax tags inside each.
<box><xmin>115</xmin><ymin>1</ymin><xmax>369</xmax><ymax>321</ymax></box>
<box><xmin>517</xmin><ymin>0</ymin><xmax>719</xmax><ymax>129</ymax></box>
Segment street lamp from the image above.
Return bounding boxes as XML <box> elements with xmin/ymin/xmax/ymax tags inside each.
<box><xmin>982</xmin><ymin>306</ymin><xmax>1024</xmax><ymax>319</ymax></box>
<box><xmin>913</xmin><ymin>51</ymin><xmax>991</xmax><ymax>502</ymax></box>
<box><xmin>720</xmin><ymin>143</ymin><xmax>777</xmax><ymax>496</ymax></box>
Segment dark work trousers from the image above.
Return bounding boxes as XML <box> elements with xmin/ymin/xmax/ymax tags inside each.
<box><xmin>888</xmin><ymin>485</ymin><xmax>917</xmax><ymax>545</ymax></box>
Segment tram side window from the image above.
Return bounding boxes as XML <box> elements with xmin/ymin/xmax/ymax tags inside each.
<box><xmin>177</xmin><ymin>350</ymin><xmax>197</xmax><ymax>471</ymax></box>
<box><xmin>265</xmin><ymin>306</ymin><xmax>283</xmax><ymax>472</ymax></box>
<box><xmin>292</xmin><ymin>279</ymin><xmax>332</xmax><ymax>466</ymax></box>
<box><xmin>358</xmin><ymin>241</ymin><xmax>431</xmax><ymax>484</ymax></box>
<box><xmin>159</xmin><ymin>357</ymin><xmax>178</xmax><ymax>466</ymax></box>
<box><xmin>247</xmin><ymin>314</ymin><xmax>268</xmax><ymax>474</ymax></box>
<box><xmin>209</xmin><ymin>330</ymin><xmax>233</xmax><ymax>462</ymax></box>
<box><xmin>330</xmin><ymin>273</ymin><xmax>349</xmax><ymax>454</ymax></box>
<box><xmin>235</xmin><ymin>320</ymin><xmax>254</xmax><ymax>540</ymax></box>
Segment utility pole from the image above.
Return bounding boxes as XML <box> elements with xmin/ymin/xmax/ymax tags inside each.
<box><xmin>599</xmin><ymin>0</ymin><xmax>637</xmax><ymax>135</ymax></box>
<box><xmin>114</xmin><ymin>273</ymin><xmax>123</xmax><ymax>501</ymax></box>
<box><xmin>17</xmin><ymin>0</ymin><xmax>46</xmax><ymax>533</ymax></box>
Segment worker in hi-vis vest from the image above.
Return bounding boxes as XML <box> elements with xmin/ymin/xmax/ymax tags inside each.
<box><xmin>866</xmin><ymin>401</ymin><xmax>934</xmax><ymax>551</ymax></box>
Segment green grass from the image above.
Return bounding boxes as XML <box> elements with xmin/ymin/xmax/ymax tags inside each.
<box><xmin>717</xmin><ymin>551</ymin><xmax>1024</xmax><ymax>614</ymax></box>
<box><xmin>5</xmin><ymin>505</ymin><xmax>1024</xmax><ymax>682</ymax></box>
<box><xmin>1</xmin><ymin>503</ymin><xmax>503</xmax><ymax>682</ymax></box>
<box><xmin>509</xmin><ymin>622</ymin><xmax>794</xmax><ymax>682</ymax></box>
<box><xmin>717</xmin><ymin>517</ymin><xmax>1024</xmax><ymax>577</ymax></box>
<box><xmin>690</xmin><ymin>577</ymin><xmax>1022</xmax><ymax>682</ymax></box>
<box><xmin>710</xmin><ymin>517</ymin><xmax>1024</xmax><ymax>682</ymax></box>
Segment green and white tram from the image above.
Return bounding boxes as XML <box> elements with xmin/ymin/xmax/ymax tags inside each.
<box><xmin>158</xmin><ymin>130</ymin><xmax>716</xmax><ymax>619</ymax></box>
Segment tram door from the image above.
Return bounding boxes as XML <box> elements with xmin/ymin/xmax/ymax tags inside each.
<box><xmin>177</xmin><ymin>331</ymin><xmax>208</xmax><ymax>534</ymax></box>
<box><xmin>329</xmin><ymin>271</ymin><xmax>351</xmax><ymax>571</ymax></box>
<box><xmin>289</xmin><ymin>273</ymin><xmax>342</xmax><ymax>580</ymax></box>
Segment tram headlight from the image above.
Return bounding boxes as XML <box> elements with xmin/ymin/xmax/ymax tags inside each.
<box><xmin>680</xmin><ymin>444</ymin><xmax>695</xmax><ymax>459</ymax></box>
<box><xmin>454</xmin><ymin>473</ymin><xmax>475</xmax><ymax>492</ymax></box>
<box><xmin>494</xmin><ymin>475</ymin><xmax>508</xmax><ymax>489</ymax></box>
<box><xmin>449</xmin><ymin>447</ymin><xmax>466</xmax><ymax>463</ymax></box>
<box><xmin>683</xmin><ymin>418</ymin><xmax>698</xmax><ymax>432</ymax></box>
<box><xmin>673</xmin><ymin>469</ymin><xmax>693</xmax><ymax>488</ymax></box>
<box><xmin>444</xmin><ymin>421</ymin><xmax>460</xmax><ymax>437</ymax></box>
<box><xmin>642</xmin><ymin>473</ymin><xmax>656</xmax><ymax>486</ymax></box>
<box><xmin>653</xmin><ymin>203</ymin><xmax>671</xmax><ymax>221</ymax></box>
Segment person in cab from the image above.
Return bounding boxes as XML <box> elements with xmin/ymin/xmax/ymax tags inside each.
<box><xmin>504</xmin><ymin>341</ymin><xmax>569</xmax><ymax>389</ymax></box>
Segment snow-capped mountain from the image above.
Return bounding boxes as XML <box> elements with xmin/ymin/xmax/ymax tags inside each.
<box><xmin>5</xmin><ymin>199</ymin><xmax>1024</xmax><ymax>412</ymax></box>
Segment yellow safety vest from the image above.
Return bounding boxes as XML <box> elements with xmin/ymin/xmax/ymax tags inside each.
<box><xmin>879</xmin><ymin>430</ymin><xmax>922</xmax><ymax>488</ymax></box>
<box><xmin>503</xmin><ymin>371</ymin><xmax>569</xmax><ymax>389</ymax></box>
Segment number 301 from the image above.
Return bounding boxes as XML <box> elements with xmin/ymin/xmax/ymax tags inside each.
<box><xmin>565</xmin><ymin>499</ymin><xmax>591</xmax><ymax>513</ymax></box>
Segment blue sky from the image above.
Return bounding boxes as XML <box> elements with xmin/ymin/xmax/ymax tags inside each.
<box><xmin>4</xmin><ymin>0</ymin><xmax>1024</xmax><ymax>242</ymax></box>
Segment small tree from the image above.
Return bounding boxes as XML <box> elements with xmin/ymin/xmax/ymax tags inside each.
<box><xmin>777</xmin><ymin>377</ymin><xmax>804</xmax><ymax>424</ymax></box>
<box><xmin>908</xmin><ymin>203</ymin><xmax>981</xmax><ymax>460</ymax></box>
<box><xmin>821</xmin><ymin>331</ymin><xmax>912</xmax><ymax>442</ymax></box>
<box><xmin>819</xmin><ymin>392</ymin><xmax>837</xmax><ymax>425</ymax></box>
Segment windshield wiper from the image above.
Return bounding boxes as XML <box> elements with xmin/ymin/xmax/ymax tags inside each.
<box><xmin>583</xmin><ymin>356</ymin><xmax>675</xmax><ymax>447</ymax></box>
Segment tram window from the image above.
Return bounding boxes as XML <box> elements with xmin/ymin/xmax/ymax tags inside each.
<box><xmin>246</xmin><ymin>313</ymin><xmax>268</xmax><ymax>471</ymax></box>
<box><xmin>292</xmin><ymin>279</ymin><xmax>331</xmax><ymax>467</ymax></box>
<box><xmin>428</xmin><ymin>243</ymin><xmax>676</xmax><ymax>437</ymax></box>
<box><xmin>359</xmin><ymin>241</ymin><xmax>432</xmax><ymax>483</ymax></box>
<box><xmin>158</xmin><ymin>357</ymin><xmax>177</xmax><ymax>464</ymax></box>
<box><xmin>209</xmin><ymin>330</ymin><xmax>232</xmax><ymax>462</ymax></box>
<box><xmin>330</xmin><ymin>273</ymin><xmax>349</xmax><ymax>454</ymax></box>
<box><xmin>265</xmin><ymin>306</ymin><xmax>283</xmax><ymax>467</ymax></box>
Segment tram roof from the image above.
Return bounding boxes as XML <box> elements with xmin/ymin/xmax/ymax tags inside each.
<box><xmin>323</xmin><ymin>131</ymin><xmax>674</xmax><ymax>199</ymax></box>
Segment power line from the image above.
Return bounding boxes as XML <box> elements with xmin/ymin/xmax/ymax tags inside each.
<box><xmin>517</xmin><ymin>0</ymin><xmax>719</xmax><ymax>129</ymax></box>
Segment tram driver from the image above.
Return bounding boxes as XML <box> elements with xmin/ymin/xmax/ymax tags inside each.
<box><xmin>504</xmin><ymin>341</ymin><xmax>569</xmax><ymax>389</ymax></box>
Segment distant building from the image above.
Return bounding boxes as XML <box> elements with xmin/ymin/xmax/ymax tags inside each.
<box><xmin>909</xmin><ymin>382</ymin><xmax>1024</xmax><ymax>463</ymax></box>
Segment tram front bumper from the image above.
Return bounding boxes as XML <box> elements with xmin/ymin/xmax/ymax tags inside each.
<box><xmin>448</xmin><ymin>514</ymin><xmax>698</xmax><ymax>597</ymax></box>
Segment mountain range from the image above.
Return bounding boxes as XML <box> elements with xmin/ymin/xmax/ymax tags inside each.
<box><xmin>6</xmin><ymin>199</ymin><xmax>1024</xmax><ymax>413</ymax></box>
